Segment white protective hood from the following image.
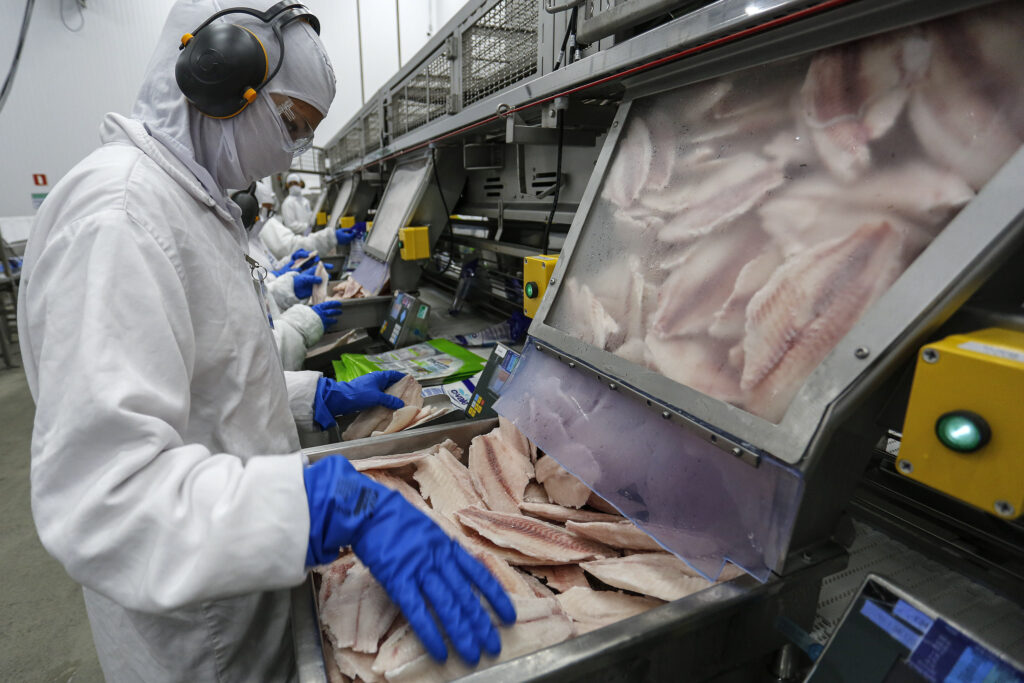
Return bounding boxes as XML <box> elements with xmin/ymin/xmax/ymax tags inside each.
<box><xmin>132</xmin><ymin>0</ymin><xmax>336</xmax><ymax>204</ymax></box>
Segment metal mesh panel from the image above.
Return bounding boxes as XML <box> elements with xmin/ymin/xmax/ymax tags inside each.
<box><xmin>392</xmin><ymin>44</ymin><xmax>454</xmax><ymax>137</ymax></box>
<box><xmin>330</xmin><ymin>127</ymin><xmax>364</xmax><ymax>168</ymax></box>
<box><xmin>289</xmin><ymin>147</ymin><xmax>326</xmax><ymax>175</ymax></box>
<box><xmin>462</xmin><ymin>0</ymin><xmax>538</xmax><ymax>107</ymax></box>
<box><xmin>363</xmin><ymin>108</ymin><xmax>382</xmax><ymax>153</ymax></box>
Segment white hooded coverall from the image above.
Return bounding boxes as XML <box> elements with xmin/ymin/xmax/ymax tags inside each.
<box><xmin>17</xmin><ymin>1</ymin><xmax>336</xmax><ymax>681</ymax></box>
<box><xmin>281</xmin><ymin>179</ymin><xmax>314</xmax><ymax>234</ymax></box>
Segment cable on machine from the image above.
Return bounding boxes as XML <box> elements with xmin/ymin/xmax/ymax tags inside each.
<box><xmin>541</xmin><ymin>6</ymin><xmax>577</xmax><ymax>255</ymax></box>
<box><xmin>429</xmin><ymin>146</ymin><xmax>457</xmax><ymax>275</ymax></box>
<box><xmin>0</xmin><ymin>0</ymin><xmax>36</xmax><ymax>116</ymax></box>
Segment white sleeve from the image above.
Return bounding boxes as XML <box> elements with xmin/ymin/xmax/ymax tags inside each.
<box><xmin>267</xmin><ymin>271</ymin><xmax>302</xmax><ymax>311</ymax></box>
<box><xmin>272</xmin><ymin>305</ymin><xmax>324</xmax><ymax>371</ymax></box>
<box><xmin>22</xmin><ymin>215</ymin><xmax>308</xmax><ymax>614</ymax></box>
<box><xmin>260</xmin><ymin>216</ymin><xmax>337</xmax><ymax>262</ymax></box>
<box><xmin>284</xmin><ymin>370</ymin><xmax>323</xmax><ymax>431</ymax></box>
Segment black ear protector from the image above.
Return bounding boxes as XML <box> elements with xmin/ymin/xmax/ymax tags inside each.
<box><xmin>231</xmin><ymin>183</ymin><xmax>260</xmax><ymax>229</ymax></box>
<box><xmin>175</xmin><ymin>2</ymin><xmax>320</xmax><ymax>119</ymax></box>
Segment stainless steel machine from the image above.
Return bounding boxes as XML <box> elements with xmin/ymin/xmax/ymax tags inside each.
<box><xmin>298</xmin><ymin>0</ymin><xmax>1024</xmax><ymax>679</ymax></box>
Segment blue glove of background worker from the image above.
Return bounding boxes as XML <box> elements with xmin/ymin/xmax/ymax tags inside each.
<box><xmin>335</xmin><ymin>228</ymin><xmax>358</xmax><ymax>245</ymax></box>
<box><xmin>292</xmin><ymin>273</ymin><xmax>322</xmax><ymax>300</ymax></box>
<box><xmin>313</xmin><ymin>371</ymin><xmax>406</xmax><ymax>429</ymax></box>
<box><xmin>304</xmin><ymin>456</ymin><xmax>517</xmax><ymax>663</ymax></box>
<box><xmin>311</xmin><ymin>301</ymin><xmax>343</xmax><ymax>330</ymax></box>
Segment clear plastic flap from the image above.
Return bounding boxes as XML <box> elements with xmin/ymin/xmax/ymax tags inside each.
<box><xmin>351</xmin><ymin>254</ymin><xmax>389</xmax><ymax>295</ymax></box>
<box><xmin>365</xmin><ymin>157</ymin><xmax>431</xmax><ymax>260</ymax></box>
<box><xmin>495</xmin><ymin>343</ymin><xmax>804</xmax><ymax>581</ymax></box>
<box><xmin>546</xmin><ymin>3</ymin><xmax>1024</xmax><ymax>424</ymax></box>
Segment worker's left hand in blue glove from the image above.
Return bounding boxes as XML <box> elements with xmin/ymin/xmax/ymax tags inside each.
<box><xmin>271</xmin><ymin>250</ymin><xmax>318</xmax><ymax>277</ymax></box>
<box><xmin>304</xmin><ymin>455</ymin><xmax>517</xmax><ymax>664</ymax></box>
<box><xmin>293</xmin><ymin>273</ymin><xmax>322</xmax><ymax>300</ymax></box>
<box><xmin>300</xmin><ymin>261</ymin><xmax>333</xmax><ymax>275</ymax></box>
<box><xmin>313</xmin><ymin>371</ymin><xmax>406</xmax><ymax>429</ymax></box>
<box><xmin>311</xmin><ymin>301</ymin><xmax>343</xmax><ymax>330</ymax></box>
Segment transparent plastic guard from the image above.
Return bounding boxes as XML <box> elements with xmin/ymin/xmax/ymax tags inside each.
<box><xmin>365</xmin><ymin>157</ymin><xmax>431</xmax><ymax>259</ymax></box>
<box><xmin>327</xmin><ymin>176</ymin><xmax>355</xmax><ymax>231</ymax></box>
<box><xmin>351</xmin><ymin>254</ymin><xmax>389</xmax><ymax>295</ymax></box>
<box><xmin>547</xmin><ymin>3</ymin><xmax>1024</xmax><ymax>424</ymax></box>
<box><xmin>495</xmin><ymin>344</ymin><xmax>804</xmax><ymax>582</ymax></box>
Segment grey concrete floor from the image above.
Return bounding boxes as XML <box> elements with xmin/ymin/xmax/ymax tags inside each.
<box><xmin>0</xmin><ymin>357</ymin><xmax>104</xmax><ymax>683</ymax></box>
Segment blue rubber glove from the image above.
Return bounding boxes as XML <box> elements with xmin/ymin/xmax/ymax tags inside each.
<box><xmin>293</xmin><ymin>273</ymin><xmax>322</xmax><ymax>299</ymax></box>
<box><xmin>336</xmin><ymin>228</ymin><xmax>358</xmax><ymax>246</ymax></box>
<box><xmin>272</xmin><ymin>249</ymin><xmax>321</xmax><ymax>277</ymax></box>
<box><xmin>301</xmin><ymin>261</ymin><xmax>333</xmax><ymax>275</ymax></box>
<box><xmin>313</xmin><ymin>372</ymin><xmax>406</xmax><ymax>429</ymax></box>
<box><xmin>304</xmin><ymin>456</ymin><xmax>517</xmax><ymax>663</ymax></box>
<box><xmin>311</xmin><ymin>301</ymin><xmax>344</xmax><ymax>330</ymax></box>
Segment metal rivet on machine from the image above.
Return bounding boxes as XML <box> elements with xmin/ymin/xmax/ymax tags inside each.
<box><xmin>922</xmin><ymin>348</ymin><xmax>939</xmax><ymax>363</ymax></box>
<box><xmin>854</xmin><ymin>346</ymin><xmax>870</xmax><ymax>359</ymax></box>
<box><xmin>994</xmin><ymin>500</ymin><xmax>1015</xmax><ymax>518</ymax></box>
<box><xmin>897</xmin><ymin>459</ymin><xmax>913</xmax><ymax>474</ymax></box>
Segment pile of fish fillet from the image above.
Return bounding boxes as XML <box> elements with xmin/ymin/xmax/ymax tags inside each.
<box><xmin>553</xmin><ymin>5</ymin><xmax>1024</xmax><ymax>422</ymax></box>
<box><xmin>342</xmin><ymin>376</ymin><xmax>453</xmax><ymax>441</ymax></box>
<box><xmin>315</xmin><ymin>418</ymin><xmax>741</xmax><ymax>683</ymax></box>
<box><xmin>330</xmin><ymin>276</ymin><xmax>372</xmax><ymax>301</ymax></box>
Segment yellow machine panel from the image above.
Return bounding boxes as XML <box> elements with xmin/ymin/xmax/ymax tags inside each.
<box><xmin>399</xmin><ymin>226</ymin><xmax>430</xmax><ymax>261</ymax></box>
<box><xmin>898</xmin><ymin>328</ymin><xmax>1024</xmax><ymax>519</ymax></box>
<box><xmin>523</xmin><ymin>255</ymin><xmax>559</xmax><ymax>318</ymax></box>
<box><xmin>316</xmin><ymin>211</ymin><xmax>327</xmax><ymax>227</ymax></box>
<box><xmin>339</xmin><ymin>215</ymin><xmax>356</xmax><ymax>228</ymax></box>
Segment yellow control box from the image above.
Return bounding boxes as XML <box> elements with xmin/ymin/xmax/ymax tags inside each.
<box><xmin>399</xmin><ymin>226</ymin><xmax>430</xmax><ymax>261</ymax></box>
<box><xmin>315</xmin><ymin>211</ymin><xmax>327</xmax><ymax>227</ymax></box>
<box><xmin>523</xmin><ymin>254</ymin><xmax>559</xmax><ymax>318</ymax></box>
<box><xmin>339</xmin><ymin>215</ymin><xmax>356</xmax><ymax>228</ymax></box>
<box><xmin>898</xmin><ymin>328</ymin><xmax>1024</xmax><ymax>519</ymax></box>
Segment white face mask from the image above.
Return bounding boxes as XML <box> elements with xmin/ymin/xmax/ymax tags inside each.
<box><xmin>288</xmin><ymin>184</ymin><xmax>303</xmax><ymax>197</ymax></box>
<box><xmin>208</xmin><ymin>94</ymin><xmax>295</xmax><ymax>191</ymax></box>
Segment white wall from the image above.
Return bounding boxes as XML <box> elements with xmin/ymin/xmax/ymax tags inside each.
<box><xmin>0</xmin><ymin>0</ymin><xmax>465</xmax><ymax>217</ymax></box>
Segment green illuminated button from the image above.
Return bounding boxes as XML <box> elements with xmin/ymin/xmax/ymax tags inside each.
<box><xmin>935</xmin><ymin>411</ymin><xmax>990</xmax><ymax>453</ymax></box>
<box><xmin>525</xmin><ymin>282</ymin><xmax>539</xmax><ymax>298</ymax></box>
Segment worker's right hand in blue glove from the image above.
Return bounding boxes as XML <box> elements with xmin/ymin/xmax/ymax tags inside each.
<box><xmin>304</xmin><ymin>456</ymin><xmax>517</xmax><ymax>664</ymax></box>
<box><xmin>312</xmin><ymin>371</ymin><xmax>406</xmax><ymax>428</ymax></box>
<box><xmin>311</xmin><ymin>300</ymin><xmax>343</xmax><ymax>330</ymax></box>
<box><xmin>335</xmin><ymin>228</ymin><xmax>358</xmax><ymax>246</ymax></box>
<box><xmin>293</xmin><ymin>273</ymin><xmax>322</xmax><ymax>300</ymax></box>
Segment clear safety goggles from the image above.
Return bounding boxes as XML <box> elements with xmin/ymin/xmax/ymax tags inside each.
<box><xmin>269</xmin><ymin>93</ymin><xmax>315</xmax><ymax>156</ymax></box>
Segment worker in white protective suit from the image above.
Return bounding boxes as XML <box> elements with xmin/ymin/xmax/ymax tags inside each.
<box><xmin>281</xmin><ymin>171</ymin><xmax>314</xmax><ymax>233</ymax></box>
<box><xmin>17</xmin><ymin>2</ymin><xmax>514</xmax><ymax>682</ymax></box>
<box><xmin>252</xmin><ymin>175</ymin><xmax>361</xmax><ymax>263</ymax></box>
<box><xmin>233</xmin><ymin>186</ymin><xmax>341</xmax><ymax>370</ymax></box>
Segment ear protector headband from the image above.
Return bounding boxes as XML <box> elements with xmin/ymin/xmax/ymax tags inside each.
<box><xmin>175</xmin><ymin>2</ymin><xmax>320</xmax><ymax>119</ymax></box>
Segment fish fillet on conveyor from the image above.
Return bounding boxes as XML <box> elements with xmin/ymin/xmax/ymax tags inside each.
<box><xmin>566</xmin><ymin>521</ymin><xmax>664</xmax><ymax>552</ymax></box>
<box><xmin>383</xmin><ymin>597</ymin><xmax>575</xmax><ymax>683</ymax></box>
<box><xmin>456</xmin><ymin>506</ymin><xmax>615</xmax><ymax>564</ymax></box>
<box><xmin>496</xmin><ymin>416</ymin><xmax>537</xmax><ymax>462</ymax></box>
<box><xmin>324</xmin><ymin>643</ymin><xmax>352</xmax><ymax>683</ymax></box>
<box><xmin>526</xmin><ymin>565</ymin><xmax>591</xmax><ymax>594</ymax></box>
<box><xmin>534</xmin><ymin>455</ymin><xmax>591</xmax><ymax>509</ymax></box>
<box><xmin>555</xmin><ymin>586</ymin><xmax>663</xmax><ymax>635</ymax></box>
<box><xmin>320</xmin><ymin>560</ymin><xmax>400</xmax><ymax>654</ymax></box>
<box><xmin>519</xmin><ymin>569</ymin><xmax>557</xmax><ymax>599</ymax></box>
<box><xmin>523</xmin><ymin>482</ymin><xmax>549</xmax><ymax>504</ymax></box>
<box><xmin>334</xmin><ymin>647</ymin><xmax>383</xmax><ymax>683</ymax></box>
<box><xmin>519</xmin><ymin>502</ymin><xmax>622</xmax><ymax>525</ymax></box>
<box><xmin>413</xmin><ymin>447</ymin><xmax>484</xmax><ymax>519</ymax></box>
<box><xmin>469</xmin><ymin>432</ymin><xmax>534</xmax><ymax>514</ymax></box>
<box><xmin>342</xmin><ymin>375</ymin><xmax>424</xmax><ymax>441</ymax></box>
<box><xmin>580</xmin><ymin>553</ymin><xmax>715</xmax><ymax>602</ymax></box>
<box><xmin>371</xmin><ymin>621</ymin><xmax>424</xmax><ymax>677</ymax></box>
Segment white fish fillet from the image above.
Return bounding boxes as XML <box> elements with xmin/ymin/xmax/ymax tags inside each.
<box><xmin>413</xmin><ymin>447</ymin><xmax>485</xmax><ymax>519</ymax></box>
<box><xmin>469</xmin><ymin>432</ymin><xmax>534</xmax><ymax>514</ymax></box>
<box><xmin>335</xmin><ymin>647</ymin><xmax>383</xmax><ymax>683</ymax></box>
<box><xmin>325</xmin><ymin>645</ymin><xmax>352</xmax><ymax>683</ymax></box>
<box><xmin>561</xmin><ymin>278</ymin><xmax>623</xmax><ymax>351</ymax></box>
<box><xmin>645</xmin><ymin>334</ymin><xmax>744</xmax><ymax>405</ymax></box>
<box><xmin>708</xmin><ymin>245</ymin><xmax>784</xmax><ymax>341</ymax></box>
<box><xmin>370</xmin><ymin>405</ymin><xmax>421</xmax><ymax>437</ymax></box>
<box><xmin>497</xmin><ymin>416</ymin><xmax>537</xmax><ymax>462</ymax></box>
<box><xmin>320</xmin><ymin>561</ymin><xmax>400</xmax><ymax>654</ymax></box>
<box><xmin>604</xmin><ymin>116</ymin><xmax>652</xmax><ymax>208</ymax></box>
<box><xmin>565</xmin><ymin>521</ymin><xmax>663</xmax><ymax>552</ymax></box>
<box><xmin>580</xmin><ymin>553</ymin><xmax>713</xmax><ymax>602</ymax></box>
<box><xmin>384</xmin><ymin>598</ymin><xmax>574</xmax><ymax>683</ymax></box>
<box><xmin>587</xmin><ymin>493</ymin><xmax>619</xmax><ymax>514</ymax></box>
<box><xmin>362</xmin><ymin>471</ymin><xmax>432</xmax><ymax>514</ymax></box>
<box><xmin>343</xmin><ymin>376</ymin><xmax>424</xmax><ymax>441</ymax></box>
<box><xmin>456</xmin><ymin>506</ymin><xmax>615</xmax><ymax>564</ymax></box>
<box><xmin>519</xmin><ymin>501</ymin><xmax>622</xmax><ymax>525</ymax></box>
<box><xmin>310</xmin><ymin>261</ymin><xmax>330</xmax><ymax>305</ymax></box>
<box><xmin>519</xmin><ymin>569</ymin><xmax>557</xmax><ymax>599</ymax></box>
<box><xmin>909</xmin><ymin>20</ymin><xmax>1023</xmax><ymax>190</ymax></box>
<box><xmin>523</xmin><ymin>482</ymin><xmax>550</xmax><ymax>504</ymax></box>
<box><xmin>372</xmin><ymin>621</ymin><xmax>422</xmax><ymax>676</ymax></box>
<box><xmin>800</xmin><ymin>30</ymin><xmax>930</xmax><ymax>181</ymax></box>
<box><xmin>534</xmin><ymin>455</ymin><xmax>591</xmax><ymax>508</ymax></box>
<box><xmin>526</xmin><ymin>565</ymin><xmax>591</xmax><ymax>594</ymax></box>
<box><xmin>555</xmin><ymin>586</ymin><xmax>662</xmax><ymax>635</ymax></box>
<box><xmin>741</xmin><ymin>219</ymin><xmax>904</xmax><ymax>421</ymax></box>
